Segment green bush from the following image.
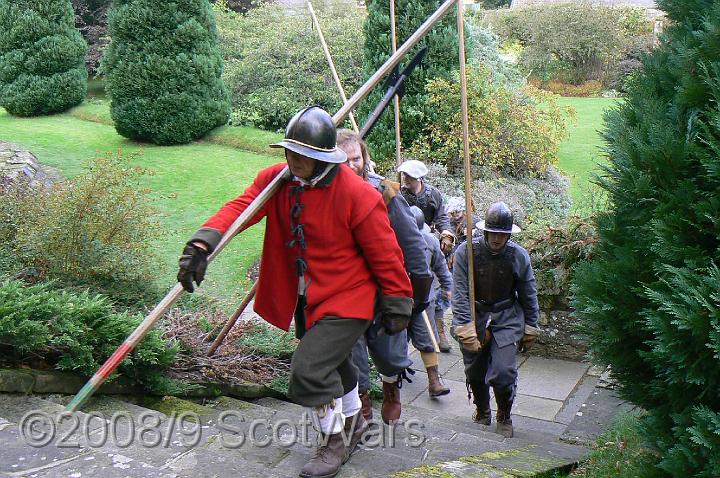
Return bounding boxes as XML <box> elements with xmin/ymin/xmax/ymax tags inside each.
<box><xmin>408</xmin><ymin>65</ymin><xmax>568</xmax><ymax>178</ymax></box>
<box><xmin>102</xmin><ymin>0</ymin><xmax>231</xmax><ymax>145</ymax></box>
<box><xmin>572</xmin><ymin>0</ymin><xmax>720</xmax><ymax>475</ymax></box>
<box><xmin>484</xmin><ymin>3</ymin><xmax>652</xmax><ymax>86</ymax></box>
<box><xmin>361</xmin><ymin>0</ymin><xmax>460</xmax><ymax>167</ymax></box>
<box><xmin>0</xmin><ymin>152</ymin><xmax>161</xmax><ymax>308</ymax></box>
<box><xmin>237</xmin><ymin>323</ymin><xmax>297</xmax><ymax>360</ymax></box>
<box><xmin>0</xmin><ymin>280</ymin><xmax>178</xmax><ymax>391</ymax></box>
<box><xmin>216</xmin><ymin>0</ymin><xmax>365</xmax><ymax>131</ymax></box>
<box><xmin>0</xmin><ymin>0</ymin><xmax>87</xmax><ymax>116</ymax></box>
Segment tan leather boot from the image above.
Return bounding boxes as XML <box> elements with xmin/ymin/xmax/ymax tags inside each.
<box><xmin>359</xmin><ymin>390</ymin><xmax>373</xmax><ymax>421</ymax></box>
<box><xmin>381</xmin><ymin>381</ymin><xmax>401</xmax><ymax>424</ymax></box>
<box><xmin>494</xmin><ymin>388</ymin><xmax>514</xmax><ymax>438</ymax></box>
<box><xmin>343</xmin><ymin>413</ymin><xmax>368</xmax><ymax>457</ymax></box>
<box><xmin>426</xmin><ymin>365</ymin><xmax>450</xmax><ymax>397</ymax></box>
<box><xmin>299</xmin><ymin>431</ymin><xmax>348</xmax><ymax>478</ymax></box>
<box><xmin>435</xmin><ymin>318</ymin><xmax>452</xmax><ymax>353</ymax></box>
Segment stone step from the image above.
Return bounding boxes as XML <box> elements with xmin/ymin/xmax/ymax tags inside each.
<box><xmin>0</xmin><ymin>393</ymin><xmax>176</xmax><ymax>477</ymax></box>
<box><xmin>254</xmin><ymin>395</ymin><xmax>587</xmax><ymax>476</ymax></box>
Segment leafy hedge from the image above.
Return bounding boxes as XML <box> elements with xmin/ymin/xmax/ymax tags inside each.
<box><xmin>216</xmin><ymin>0</ymin><xmax>364</xmax><ymax>131</ymax></box>
<box><xmin>0</xmin><ymin>280</ymin><xmax>179</xmax><ymax>391</ymax></box>
<box><xmin>0</xmin><ymin>0</ymin><xmax>87</xmax><ymax>116</ymax></box>
<box><xmin>482</xmin><ymin>3</ymin><xmax>655</xmax><ymax>87</ymax></box>
<box><xmin>103</xmin><ymin>0</ymin><xmax>230</xmax><ymax>144</ymax></box>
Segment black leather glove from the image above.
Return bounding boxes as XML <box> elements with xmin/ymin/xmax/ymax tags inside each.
<box><xmin>177</xmin><ymin>243</ymin><xmax>209</xmax><ymax>293</ymax></box>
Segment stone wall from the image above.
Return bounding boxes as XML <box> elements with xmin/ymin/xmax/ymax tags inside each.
<box><xmin>532</xmin><ymin>263</ymin><xmax>588</xmax><ymax>361</ymax></box>
<box><xmin>0</xmin><ymin>141</ymin><xmax>60</xmax><ymax>186</ymax></box>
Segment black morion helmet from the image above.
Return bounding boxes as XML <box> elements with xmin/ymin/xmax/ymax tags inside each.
<box><xmin>477</xmin><ymin>202</ymin><xmax>521</xmax><ymax>234</ymax></box>
<box><xmin>270</xmin><ymin>106</ymin><xmax>346</xmax><ymax>163</ymax></box>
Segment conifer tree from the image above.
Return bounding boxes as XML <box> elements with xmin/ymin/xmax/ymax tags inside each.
<box><xmin>573</xmin><ymin>1</ymin><xmax>720</xmax><ymax>474</ymax></box>
<box><xmin>0</xmin><ymin>0</ymin><xmax>87</xmax><ymax>116</ymax></box>
<box><xmin>361</xmin><ymin>0</ymin><xmax>459</xmax><ymax>169</ymax></box>
<box><xmin>103</xmin><ymin>0</ymin><xmax>230</xmax><ymax>145</ymax></box>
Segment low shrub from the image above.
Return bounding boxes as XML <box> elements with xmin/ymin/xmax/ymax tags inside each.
<box><xmin>0</xmin><ymin>280</ymin><xmax>179</xmax><ymax>392</ymax></box>
<box><xmin>0</xmin><ymin>151</ymin><xmax>162</xmax><ymax>308</ymax></box>
<box><xmin>408</xmin><ymin>65</ymin><xmax>568</xmax><ymax>178</ymax></box>
<box><xmin>426</xmin><ymin>162</ymin><xmax>572</xmax><ymax>234</ymax></box>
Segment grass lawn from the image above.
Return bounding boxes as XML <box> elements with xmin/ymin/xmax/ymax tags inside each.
<box><xmin>0</xmin><ymin>103</ymin><xmax>283</xmax><ymax>310</ymax></box>
<box><xmin>556</xmin><ymin>96</ymin><xmax>620</xmax><ymax>213</ymax></box>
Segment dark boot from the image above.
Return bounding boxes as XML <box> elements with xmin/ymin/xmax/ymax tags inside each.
<box><xmin>469</xmin><ymin>382</ymin><xmax>491</xmax><ymax>425</ymax></box>
<box><xmin>494</xmin><ymin>388</ymin><xmax>514</xmax><ymax>438</ymax></box>
<box><xmin>381</xmin><ymin>381</ymin><xmax>401</xmax><ymax>424</ymax></box>
<box><xmin>435</xmin><ymin>318</ymin><xmax>452</xmax><ymax>353</ymax></box>
<box><xmin>343</xmin><ymin>413</ymin><xmax>368</xmax><ymax>458</ymax></box>
<box><xmin>299</xmin><ymin>432</ymin><xmax>348</xmax><ymax>478</ymax></box>
<box><xmin>427</xmin><ymin>365</ymin><xmax>451</xmax><ymax>397</ymax></box>
<box><xmin>359</xmin><ymin>390</ymin><xmax>373</xmax><ymax>421</ymax></box>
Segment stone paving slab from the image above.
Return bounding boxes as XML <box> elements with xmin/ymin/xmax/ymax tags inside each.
<box><xmin>561</xmin><ymin>387</ymin><xmax>635</xmax><ymax>446</ymax></box>
<box><xmin>517</xmin><ymin>357</ymin><xmax>589</xmax><ymax>401</ymax></box>
<box><xmin>513</xmin><ymin>394</ymin><xmax>564</xmax><ymax>421</ymax></box>
<box><xmin>554</xmin><ymin>376</ymin><xmax>599</xmax><ymax>426</ymax></box>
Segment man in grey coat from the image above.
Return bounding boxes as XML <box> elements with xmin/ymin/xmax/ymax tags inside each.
<box><xmin>451</xmin><ymin>202</ymin><xmax>541</xmax><ymax>438</ymax></box>
<box><xmin>410</xmin><ymin>206</ymin><xmax>453</xmax><ymax>397</ymax></box>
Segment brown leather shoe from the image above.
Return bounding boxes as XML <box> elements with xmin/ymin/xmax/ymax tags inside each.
<box><xmin>435</xmin><ymin>318</ymin><xmax>452</xmax><ymax>353</ymax></box>
<box><xmin>381</xmin><ymin>381</ymin><xmax>401</xmax><ymax>424</ymax></box>
<box><xmin>359</xmin><ymin>390</ymin><xmax>373</xmax><ymax>421</ymax></box>
<box><xmin>426</xmin><ymin>365</ymin><xmax>450</xmax><ymax>397</ymax></box>
<box><xmin>343</xmin><ymin>413</ymin><xmax>368</xmax><ymax>458</ymax></box>
<box><xmin>494</xmin><ymin>388</ymin><xmax>514</xmax><ymax>438</ymax></box>
<box><xmin>299</xmin><ymin>432</ymin><xmax>347</xmax><ymax>478</ymax></box>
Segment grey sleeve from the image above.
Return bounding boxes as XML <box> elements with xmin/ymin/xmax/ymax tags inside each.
<box><xmin>515</xmin><ymin>248</ymin><xmax>540</xmax><ymax>328</ymax></box>
<box><xmin>430</xmin><ymin>237</ymin><xmax>453</xmax><ymax>293</ymax></box>
<box><xmin>431</xmin><ymin>188</ymin><xmax>452</xmax><ymax>233</ymax></box>
<box><xmin>388</xmin><ymin>195</ymin><xmax>431</xmax><ymax>278</ymax></box>
<box><xmin>451</xmin><ymin>242</ymin><xmax>472</xmax><ymax>326</ymax></box>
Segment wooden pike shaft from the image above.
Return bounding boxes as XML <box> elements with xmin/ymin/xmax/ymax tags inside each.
<box><xmin>390</xmin><ymin>0</ymin><xmax>403</xmax><ymax>171</ymax></box>
<box><xmin>422</xmin><ymin>310</ymin><xmax>441</xmax><ymax>354</ymax></box>
<box><xmin>457</xmin><ymin>0</ymin><xmax>476</xmax><ymax>323</ymax></box>
<box><xmin>206</xmin><ymin>281</ymin><xmax>258</xmax><ymax>357</ymax></box>
<box><xmin>333</xmin><ymin>0</ymin><xmax>459</xmax><ymax>126</ymax></box>
<box><xmin>307</xmin><ymin>1</ymin><xmax>359</xmax><ymax>133</ymax></box>
<box><xmin>64</xmin><ymin>167</ymin><xmax>292</xmax><ymax>413</ymax></box>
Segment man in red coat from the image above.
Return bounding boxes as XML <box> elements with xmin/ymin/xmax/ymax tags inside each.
<box><xmin>177</xmin><ymin>106</ymin><xmax>413</xmax><ymax>478</ymax></box>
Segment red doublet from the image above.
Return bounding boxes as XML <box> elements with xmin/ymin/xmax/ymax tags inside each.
<box><xmin>202</xmin><ymin>163</ymin><xmax>412</xmax><ymax>331</ymax></box>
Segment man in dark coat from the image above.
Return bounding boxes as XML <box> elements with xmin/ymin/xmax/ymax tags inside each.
<box><xmin>337</xmin><ymin>129</ymin><xmax>432</xmax><ymax>423</ymax></box>
<box><xmin>397</xmin><ymin>159</ymin><xmax>455</xmax><ymax>253</ymax></box>
<box><xmin>178</xmin><ymin>108</ymin><xmax>413</xmax><ymax>478</ymax></box>
<box><xmin>410</xmin><ymin>206</ymin><xmax>453</xmax><ymax>397</ymax></box>
<box><xmin>451</xmin><ymin>202</ymin><xmax>541</xmax><ymax>438</ymax></box>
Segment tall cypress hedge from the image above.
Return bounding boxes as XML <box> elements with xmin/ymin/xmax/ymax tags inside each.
<box><xmin>361</xmin><ymin>0</ymin><xmax>459</xmax><ymax>169</ymax></box>
<box><xmin>103</xmin><ymin>0</ymin><xmax>231</xmax><ymax>145</ymax></box>
<box><xmin>0</xmin><ymin>0</ymin><xmax>87</xmax><ymax>116</ymax></box>
<box><xmin>572</xmin><ymin>1</ymin><xmax>720</xmax><ymax>475</ymax></box>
